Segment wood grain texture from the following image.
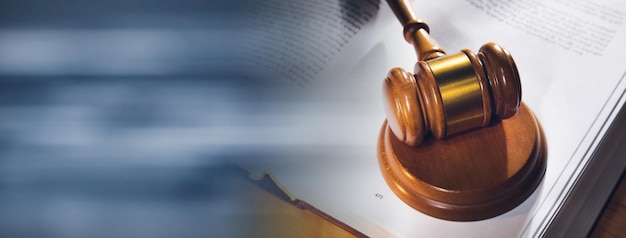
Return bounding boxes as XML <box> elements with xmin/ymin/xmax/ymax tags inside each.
<box><xmin>378</xmin><ymin>103</ymin><xmax>546</xmax><ymax>221</ymax></box>
<box><xmin>590</xmin><ymin>172</ymin><xmax>626</xmax><ymax>238</ymax></box>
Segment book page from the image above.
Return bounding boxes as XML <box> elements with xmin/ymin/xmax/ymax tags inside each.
<box><xmin>233</xmin><ymin>0</ymin><xmax>626</xmax><ymax>237</ymax></box>
<box><xmin>239</xmin><ymin>0</ymin><xmax>384</xmax><ymax>87</ymax></box>
<box><xmin>0</xmin><ymin>0</ymin><xmax>622</xmax><ymax>236</ymax></box>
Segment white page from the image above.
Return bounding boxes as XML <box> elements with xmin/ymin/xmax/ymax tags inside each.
<box><xmin>234</xmin><ymin>0</ymin><xmax>626</xmax><ymax>237</ymax></box>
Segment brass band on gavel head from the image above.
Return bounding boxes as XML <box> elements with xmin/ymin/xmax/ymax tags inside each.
<box><xmin>383</xmin><ymin>43</ymin><xmax>521</xmax><ymax>146</ymax></box>
<box><xmin>415</xmin><ymin>50</ymin><xmax>493</xmax><ymax>139</ymax></box>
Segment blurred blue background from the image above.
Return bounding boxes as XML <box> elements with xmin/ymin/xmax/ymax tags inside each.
<box><xmin>0</xmin><ymin>0</ymin><xmax>280</xmax><ymax>237</ymax></box>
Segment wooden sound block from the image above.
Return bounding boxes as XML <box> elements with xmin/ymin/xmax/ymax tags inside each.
<box><xmin>377</xmin><ymin>103</ymin><xmax>546</xmax><ymax>221</ymax></box>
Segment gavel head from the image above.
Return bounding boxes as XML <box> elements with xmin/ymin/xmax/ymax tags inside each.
<box><xmin>383</xmin><ymin>43</ymin><xmax>521</xmax><ymax>146</ymax></box>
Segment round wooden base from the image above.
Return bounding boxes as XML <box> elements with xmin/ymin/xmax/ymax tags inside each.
<box><xmin>377</xmin><ymin>103</ymin><xmax>546</xmax><ymax>221</ymax></box>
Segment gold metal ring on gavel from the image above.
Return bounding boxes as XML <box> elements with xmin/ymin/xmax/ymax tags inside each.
<box><xmin>416</xmin><ymin>50</ymin><xmax>491</xmax><ymax>139</ymax></box>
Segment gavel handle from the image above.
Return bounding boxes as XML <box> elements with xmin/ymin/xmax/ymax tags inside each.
<box><xmin>386</xmin><ymin>0</ymin><xmax>445</xmax><ymax>61</ymax></box>
<box><xmin>386</xmin><ymin>0</ymin><xmax>425</xmax><ymax>31</ymax></box>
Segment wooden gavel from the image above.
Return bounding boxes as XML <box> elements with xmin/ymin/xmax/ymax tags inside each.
<box><xmin>383</xmin><ymin>0</ymin><xmax>522</xmax><ymax>146</ymax></box>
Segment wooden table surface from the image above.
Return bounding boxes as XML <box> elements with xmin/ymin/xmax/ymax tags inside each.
<box><xmin>590</xmin><ymin>172</ymin><xmax>626</xmax><ymax>237</ymax></box>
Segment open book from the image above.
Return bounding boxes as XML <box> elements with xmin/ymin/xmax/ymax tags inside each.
<box><xmin>234</xmin><ymin>0</ymin><xmax>626</xmax><ymax>237</ymax></box>
<box><xmin>0</xmin><ymin>0</ymin><xmax>622</xmax><ymax>236</ymax></box>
